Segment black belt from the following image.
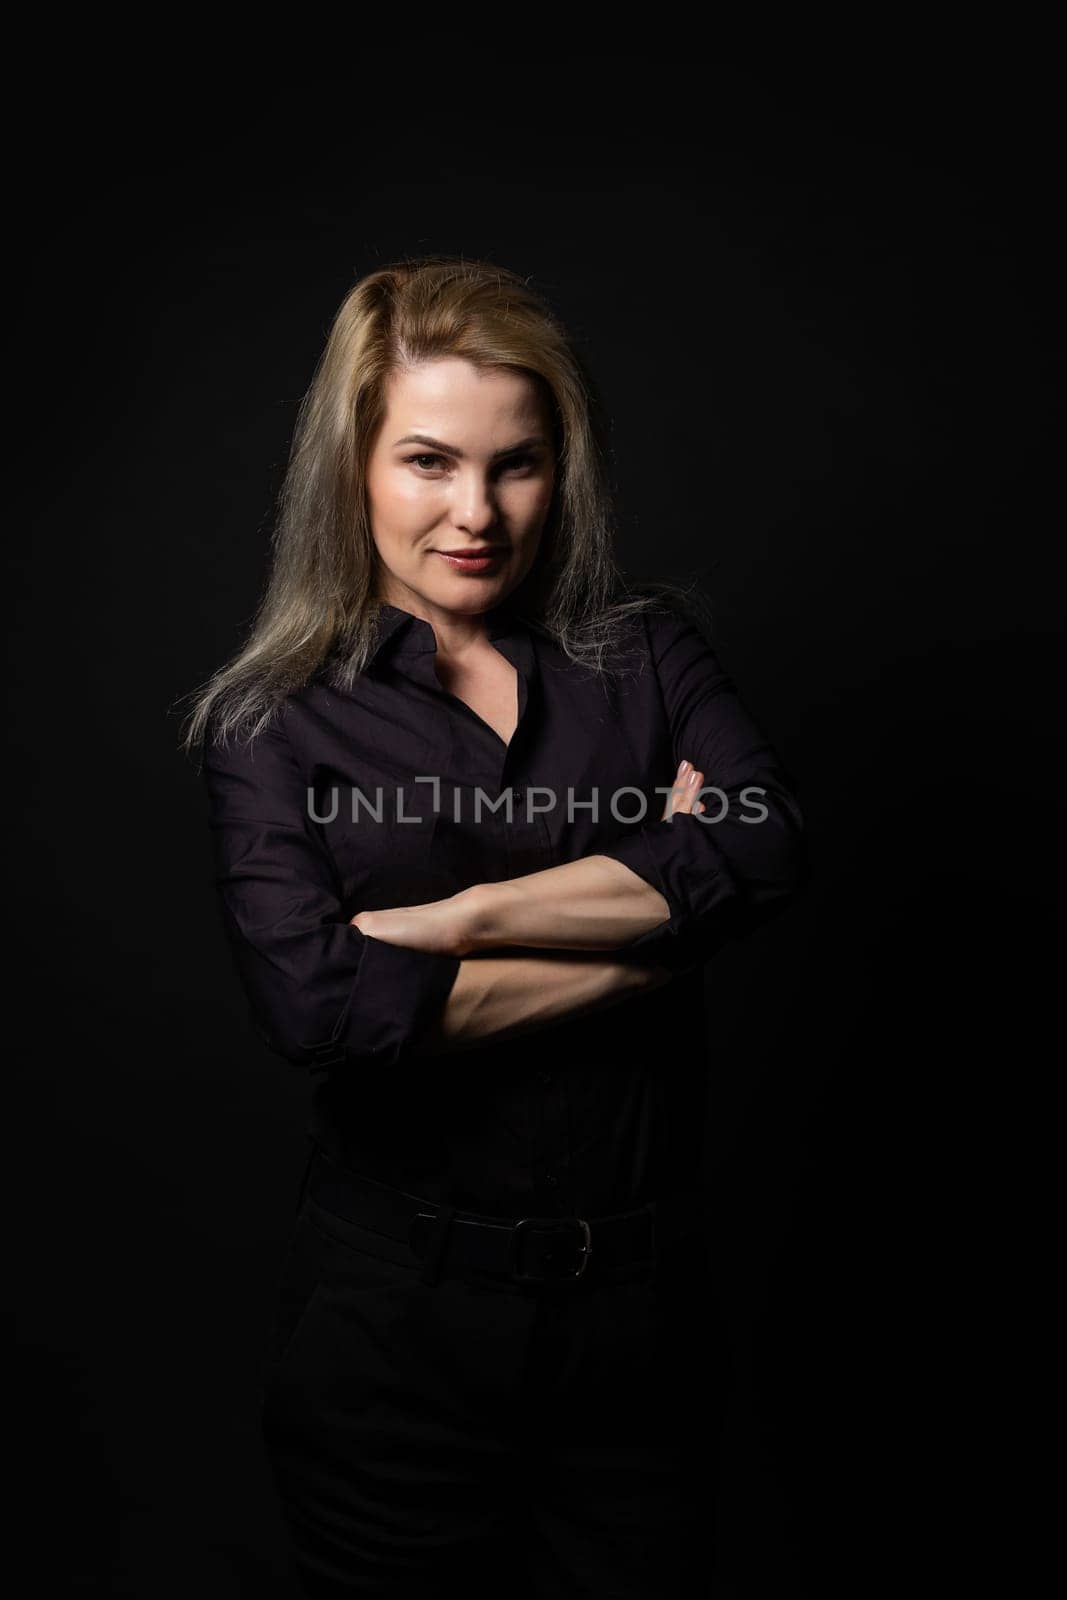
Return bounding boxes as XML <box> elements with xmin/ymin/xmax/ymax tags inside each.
<box><xmin>303</xmin><ymin>1144</ymin><xmax>708</xmax><ymax>1288</ymax></box>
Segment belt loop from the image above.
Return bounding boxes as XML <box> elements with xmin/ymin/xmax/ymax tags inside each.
<box><xmin>419</xmin><ymin>1204</ymin><xmax>456</xmax><ymax>1286</ymax></box>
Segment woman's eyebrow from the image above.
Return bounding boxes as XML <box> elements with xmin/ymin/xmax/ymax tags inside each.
<box><xmin>392</xmin><ymin>433</ymin><xmax>549</xmax><ymax>459</ymax></box>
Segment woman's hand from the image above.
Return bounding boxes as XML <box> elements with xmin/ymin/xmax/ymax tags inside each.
<box><xmin>662</xmin><ymin>759</ymin><xmax>706</xmax><ymax>819</ymax></box>
<box><xmin>350</xmin><ymin>888</ymin><xmax>482</xmax><ymax>958</ymax></box>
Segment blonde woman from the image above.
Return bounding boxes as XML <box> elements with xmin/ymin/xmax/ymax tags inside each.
<box><xmin>183</xmin><ymin>255</ymin><xmax>808</xmax><ymax>1598</ymax></box>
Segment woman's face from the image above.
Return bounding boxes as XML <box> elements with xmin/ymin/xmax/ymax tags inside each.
<box><xmin>365</xmin><ymin>358</ymin><xmax>556</xmax><ymax>625</ymax></box>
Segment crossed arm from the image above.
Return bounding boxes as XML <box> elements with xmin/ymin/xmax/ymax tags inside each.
<box><xmin>203</xmin><ymin>613</ymin><xmax>807</xmax><ymax>1072</ymax></box>
<box><xmin>350</xmin><ymin>762</ymin><xmax>708</xmax><ymax>1055</ymax></box>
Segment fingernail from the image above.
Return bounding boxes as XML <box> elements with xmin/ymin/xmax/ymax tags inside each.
<box><xmin>679</xmin><ymin>760</ymin><xmax>691</xmax><ymax>775</ymax></box>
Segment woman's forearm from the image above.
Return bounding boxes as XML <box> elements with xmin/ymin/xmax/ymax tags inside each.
<box><xmin>412</xmin><ymin>949</ymin><xmax>670</xmax><ymax>1056</ymax></box>
<box><xmin>463</xmin><ymin>855</ymin><xmax>671</xmax><ymax>956</ymax></box>
<box><xmin>353</xmin><ymin>763</ymin><xmax>702</xmax><ymax>963</ymax></box>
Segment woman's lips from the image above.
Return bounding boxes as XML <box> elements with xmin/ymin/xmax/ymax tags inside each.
<box><xmin>435</xmin><ymin>549</ymin><xmax>506</xmax><ymax>572</ymax></box>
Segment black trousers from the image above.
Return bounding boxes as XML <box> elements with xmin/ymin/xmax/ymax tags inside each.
<box><xmin>259</xmin><ymin>1148</ymin><xmax>730</xmax><ymax>1597</ymax></box>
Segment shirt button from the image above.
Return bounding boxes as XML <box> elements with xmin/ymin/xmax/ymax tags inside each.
<box><xmin>537</xmin><ymin>1070</ymin><xmax>552</xmax><ymax>1085</ymax></box>
<box><xmin>546</xmin><ymin>1172</ymin><xmax>559</xmax><ymax>1188</ymax></box>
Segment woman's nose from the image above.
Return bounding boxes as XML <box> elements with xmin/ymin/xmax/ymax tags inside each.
<box><xmin>450</xmin><ymin>473</ymin><xmax>499</xmax><ymax>529</ymax></box>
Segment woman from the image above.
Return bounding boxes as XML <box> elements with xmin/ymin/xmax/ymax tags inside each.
<box><xmin>183</xmin><ymin>256</ymin><xmax>808</xmax><ymax>1598</ymax></box>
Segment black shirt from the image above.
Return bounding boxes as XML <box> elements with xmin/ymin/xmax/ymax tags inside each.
<box><xmin>201</xmin><ymin>597</ymin><xmax>808</xmax><ymax>1218</ymax></box>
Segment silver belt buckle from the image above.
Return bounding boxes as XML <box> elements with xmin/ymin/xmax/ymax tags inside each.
<box><xmin>508</xmin><ymin>1216</ymin><xmax>592</xmax><ymax>1283</ymax></box>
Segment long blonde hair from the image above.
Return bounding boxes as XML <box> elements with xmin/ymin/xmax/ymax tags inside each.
<box><xmin>178</xmin><ymin>254</ymin><xmax>714</xmax><ymax>757</ymax></box>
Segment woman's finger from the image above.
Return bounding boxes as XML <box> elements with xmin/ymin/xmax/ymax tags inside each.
<box><xmin>661</xmin><ymin>761</ymin><xmax>688</xmax><ymax>819</ymax></box>
<box><xmin>662</xmin><ymin>760</ymin><xmax>705</xmax><ymax>819</ymax></box>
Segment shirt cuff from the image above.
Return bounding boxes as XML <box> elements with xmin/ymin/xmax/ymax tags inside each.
<box><xmin>303</xmin><ymin>939</ymin><xmax>462</xmax><ymax>1073</ymax></box>
<box><xmin>597</xmin><ymin>816</ymin><xmax>742</xmax><ymax>975</ymax></box>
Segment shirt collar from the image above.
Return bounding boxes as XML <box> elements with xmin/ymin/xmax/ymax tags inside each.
<box><xmin>367</xmin><ymin>596</ymin><xmax>530</xmax><ymax>668</ymax></box>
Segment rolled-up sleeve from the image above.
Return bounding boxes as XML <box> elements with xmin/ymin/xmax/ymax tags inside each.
<box><xmin>597</xmin><ymin>607</ymin><xmax>810</xmax><ymax>975</ymax></box>
<box><xmin>201</xmin><ymin>711</ymin><xmax>461</xmax><ymax>1076</ymax></box>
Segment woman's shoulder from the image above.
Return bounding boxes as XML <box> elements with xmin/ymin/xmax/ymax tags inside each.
<box><xmin>199</xmin><ymin>691</ymin><xmax>300</xmax><ymax>779</ymax></box>
<box><xmin>604</xmin><ymin>586</ymin><xmax>720</xmax><ymax>667</ymax></box>
<box><xmin>524</xmin><ymin>588</ymin><xmax>716</xmax><ymax>689</ymax></box>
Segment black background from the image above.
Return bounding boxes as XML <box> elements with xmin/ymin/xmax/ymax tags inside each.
<box><xmin>13</xmin><ymin>46</ymin><xmax>1059</xmax><ymax>1597</ymax></box>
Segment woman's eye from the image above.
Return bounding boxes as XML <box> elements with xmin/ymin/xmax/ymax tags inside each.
<box><xmin>404</xmin><ymin>452</ymin><xmax>538</xmax><ymax>475</ymax></box>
